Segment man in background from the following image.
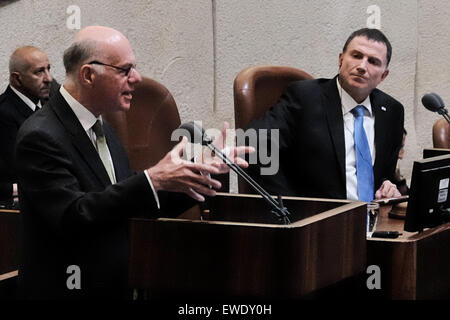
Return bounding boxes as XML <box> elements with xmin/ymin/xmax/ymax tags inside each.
<box><xmin>0</xmin><ymin>46</ymin><xmax>53</xmax><ymax>206</ymax></box>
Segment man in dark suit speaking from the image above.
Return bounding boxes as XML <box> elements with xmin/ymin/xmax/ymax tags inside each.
<box><xmin>0</xmin><ymin>46</ymin><xmax>53</xmax><ymax>205</ymax></box>
<box><xmin>246</xmin><ymin>28</ymin><xmax>404</xmax><ymax>202</ymax></box>
<box><xmin>15</xmin><ymin>26</ymin><xmax>251</xmax><ymax>299</ymax></box>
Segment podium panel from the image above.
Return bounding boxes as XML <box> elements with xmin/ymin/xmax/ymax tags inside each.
<box><xmin>0</xmin><ymin>210</ymin><xmax>21</xmax><ymax>275</ymax></box>
<box><xmin>129</xmin><ymin>193</ymin><xmax>367</xmax><ymax>298</ymax></box>
<box><xmin>367</xmin><ymin>205</ymin><xmax>450</xmax><ymax>299</ymax></box>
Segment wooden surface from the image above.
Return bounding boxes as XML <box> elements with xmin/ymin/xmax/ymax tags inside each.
<box><xmin>4</xmin><ymin>198</ymin><xmax>450</xmax><ymax>300</ymax></box>
<box><xmin>128</xmin><ymin>193</ymin><xmax>367</xmax><ymax>298</ymax></box>
<box><xmin>0</xmin><ymin>209</ymin><xmax>21</xmax><ymax>275</ymax></box>
<box><xmin>367</xmin><ymin>204</ymin><xmax>450</xmax><ymax>299</ymax></box>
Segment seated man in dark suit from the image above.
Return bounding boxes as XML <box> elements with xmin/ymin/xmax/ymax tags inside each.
<box><xmin>246</xmin><ymin>28</ymin><xmax>404</xmax><ymax>202</ymax></box>
<box><xmin>0</xmin><ymin>46</ymin><xmax>53</xmax><ymax>206</ymax></box>
<box><xmin>15</xmin><ymin>26</ymin><xmax>251</xmax><ymax>299</ymax></box>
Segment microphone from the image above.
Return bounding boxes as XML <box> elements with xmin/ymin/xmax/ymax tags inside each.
<box><xmin>178</xmin><ymin>121</ymin><xmax>212</xmax><ymax>146</ymax></box>
<box><xmin>422</xmin><ymin>93</ymin><xmax>450</xmax><ymax>124</ymax></box>
<box><xmin>177</xmin><ymin>121</ymin><xmax>291</xmax><ymax>224</ymax></box>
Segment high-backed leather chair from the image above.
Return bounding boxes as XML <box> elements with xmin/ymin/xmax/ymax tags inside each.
<box><xmin>103</xmin><ymin>76</ymin><xmax>180</xmax><ymax>171</ymax></box>
<box><xmin>234</xmin><ymin>65</ymin><xmax>314</xmax><ymax>130</ymax></box>
<box><xmin>233</xmin><ymin>65</ymin><xmax>313</xmax><ymax>193</ymax></box>
<box><xmin>432</xmin><ymin>118</ymin><xmax>450</xmax><ymax>149</ymax></box>
<box><xmin>103</xmin><ymin>76</ymin><xmax>229</xmax><ymax>192</ymax></box>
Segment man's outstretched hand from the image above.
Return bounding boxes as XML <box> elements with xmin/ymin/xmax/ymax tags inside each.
<box><xmin>147</xmin><ymin>122</ymin><xmax>255</xmax><ymax>201</ymax></box>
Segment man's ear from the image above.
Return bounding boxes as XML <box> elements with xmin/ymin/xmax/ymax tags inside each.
<box><xmin>380</xmin><ymin>68</ymin><xmax>389</xmax><ymax>82</ymax></box>
<box><xmin>80</xmin><ymin>65</ymin><xmax>95</xmax><ymax>86</ymax></box>
<box><xmin>10</xmin><ymin>72</ymin><xmax>22</xmax><ymax>88</ymax></box>
<box><xmin>338</xmin><ymin>53</ymin><xmax>343</xmax><ymax>69</ymax></box>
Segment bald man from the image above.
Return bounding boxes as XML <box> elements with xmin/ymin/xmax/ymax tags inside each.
<box><xmin>0</xmin><ymin>46</ymin><xmax>52</xmax><ymax>205</ymax></box>
<box><xmin>15</xmin><ymin>26</ymin><xmax>250</xmax><ymax>299</ymax></box>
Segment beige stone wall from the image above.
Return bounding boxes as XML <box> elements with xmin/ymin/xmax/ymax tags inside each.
<box><xmin>1</xmin><ymin>0</ymin><xmax>449</xmax><ymax>187</ymax></box>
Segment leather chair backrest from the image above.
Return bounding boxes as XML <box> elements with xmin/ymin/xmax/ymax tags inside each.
<box><xmin>234</xmin><ymin>65</ymin><xmax>313</xmax><ymax>130</ymax></box>
<box><xmin>233</xmin><ymin>65</ymin><xmax>313</xmax><ymax>194</ymax></box>
<box><xmin>103</xmin><ymin>76</ymin><xmax>181</xmax><ymax>171</ymax></box>
<box><xmin>433</xmin><ymin>118</ymin><xmax>450</xmax><ymax>149</ymax></box>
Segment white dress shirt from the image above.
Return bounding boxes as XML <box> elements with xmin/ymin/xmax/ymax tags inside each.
<box><xmin>59</xmin><ymin>86</ymin><xmax>160</xmax><ymax>208</ymax></box>
<box><xmin>10</xmin><ymin>85</ymin><xmax>42</xmax><ymax>111</ymax></box>
<box><xmin>336</xmin><ymin>78</ymin><xmax>375</xmax><ymax>201</ymax></box>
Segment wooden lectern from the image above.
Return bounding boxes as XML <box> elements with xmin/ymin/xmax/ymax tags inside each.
<box><xmin>128</xmin><ymin>193</ymin><xmax>367</xmax><ymax>298</ymax></box>
<box><xmin>0</xmin><ymin>209</ymin><xmax>20</xmax><ymax>297</ymax></box>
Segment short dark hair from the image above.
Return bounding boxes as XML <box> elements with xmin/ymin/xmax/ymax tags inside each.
<box><xmin>63</xmin><ymin>40</ymin><xmax>98</xmax><ymax>75</ymax></box>
<box><xmin>343</xmin><ymin>28</ymin><xmax>392</xmax><ymax>67</ymax></box>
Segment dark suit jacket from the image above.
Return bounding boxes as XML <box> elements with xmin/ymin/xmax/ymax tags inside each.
<box><xmin>0</xmin><ymin>86</ymin><xmax>35</xmax><ymax>200</ymax></box>
<box><xmin>15</xmin><ymin>90</ymin><xmax>193</xmax><ymax>299</ymax></box>
<box><xmin>246</xmin><ymin>77</ymin><xmax>404</xmax><ymax>199</ymax></box>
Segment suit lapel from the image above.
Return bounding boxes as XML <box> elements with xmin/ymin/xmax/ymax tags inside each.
<box><xmin>371</xmin><ymin>90</ymin><xmax>390</xmax><ymax>183</ymax></box>
<box><xmin>322</xmin><ymin>78</ymin><xmax>346</xmax><ymax>185</ymax></box>
<box><xmin>49</xmin><ymin>91</ymin><xmax>112</xmax><ymax>187</ymax></box>
<box><xmin>6</xmin><ymin>86</ymin><xmax>34</xmax><ymax>119</ymax></box>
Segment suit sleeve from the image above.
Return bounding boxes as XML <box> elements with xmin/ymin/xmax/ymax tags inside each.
<box><xmin>242</xmin><ymin>82</ymin><xmax>305</xmax><ymax>195</ymax></box>
<box><xmin>15</xmin><ymin>128</ymin><xmax>160</xmax><ymax>237</ymax></box>
<box><xmin>378</xmin><ymin>100</ymin><xmax>405</xmax><ymax>189</ymax></box>
<box><xmin>0</xmin><ymin>116</ymin><xmax>20</xmax><ymax>183</ymax></box>
<box><xmin>246</xmin><ymin>82</ymin><xmax>304</xmax><ymax>151</ymax></box>
<box><xmin>388</xmin><ymin>102</ymin><xmax>405</xmax><ymax>183</ymax></box>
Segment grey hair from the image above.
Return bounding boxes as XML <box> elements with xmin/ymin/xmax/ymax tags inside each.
<box><xmin>63</xmin><ymin>39</ymin><xmax>100</xmax><ymax>75</ymax></box>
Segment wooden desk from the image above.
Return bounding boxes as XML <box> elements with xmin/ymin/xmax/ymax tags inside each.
<box><xmin>367</xmin><ymin>205</ymin><xmax>450</xmax><ymax>299</ymax></box>
<box><xmin>0</xmin><ymin>209</ymin><xmax>21</xmax><ymax>298</ymax></box>
<box><xmin>0</xmin><ymin>209</ymin><xmax>21</xmax><ymax>275</ymax></box>
<box><xmin>129</xmin><ymin>193</ymin><xmax>367</xmax><ymax>298</ymax></box>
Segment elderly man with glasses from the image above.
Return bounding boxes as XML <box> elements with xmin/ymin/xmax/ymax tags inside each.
<box><xmin>15</xmin><ymin>26</ymin><xmax>251</xmax><ymax>300</ymax></box>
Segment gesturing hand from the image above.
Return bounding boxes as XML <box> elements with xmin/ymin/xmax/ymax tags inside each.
<box><xmin>147</xmin><ymin>137</ymin><xmax>224</xmax><ymax>202</ymax></box>
<box><xmin>201</xmin><ymin>122</ymin><xmax>255</xmax><ymax>173</ymax></box>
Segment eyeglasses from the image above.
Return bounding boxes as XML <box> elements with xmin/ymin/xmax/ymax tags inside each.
<box><xmin>88</xmin><ymin>60</ymin><xmax>136</xmax><ymax>77</ymax></box>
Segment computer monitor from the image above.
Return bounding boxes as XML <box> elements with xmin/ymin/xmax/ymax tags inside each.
<box><xmin>423</xmin><ymin>148</ymin><xmax>450</xmax><ymax>159</ymax></box>
<box><xmin>404</xmin><ymin>154</ymin><xmax>450</xmax><ymax>232</ymax></box>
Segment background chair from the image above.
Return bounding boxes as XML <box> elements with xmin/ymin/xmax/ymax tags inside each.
<box><xmin>103</xmin><ymin>76</ymin><xmax>229</xmax><ymax>192</ymax></box>
<box><xmin>233</xmin><ymin>65</ymin><xmax>313</xmax><ymax>194</ymax></box>
<box><xmin>234</xmin><ymin>65</ymin><xmax>313</xmax><ymax>130</ymax></box>
<box><xmin>103</xmin><ymin>76</ymin><xmax>181</xmax><ymax>171</ymax></box>
<box><xmin>432</xmin><ymin>118</ymin><xmax>450</xmax><ymax>149</ymax></box>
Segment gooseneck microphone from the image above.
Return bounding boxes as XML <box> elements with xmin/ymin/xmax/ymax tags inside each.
<box><xmin>178</xmin><ymin>121</ymin><xmax>291</xmax><ymax>224</ymax></box>
<box><xmin>422</xmin><ymin>93</ymin><xmax>450</xmax><ymax>124</ymax></box>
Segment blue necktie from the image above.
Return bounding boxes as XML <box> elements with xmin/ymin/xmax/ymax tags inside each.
<box><xmin>352</xmin><ymin>105</ymin><xmax>374</xmax><ymax>202</ymax></box>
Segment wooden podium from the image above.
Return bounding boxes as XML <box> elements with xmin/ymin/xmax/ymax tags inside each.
<box><xmin>367</xmin><ymin>205</ymin><xmax>450</xmax><ymax>299</ymax></box>
<box><xmin>0</xmin><ymin>209</ymin><xmax>20</xmax><ymax>276</ymax></box>
<box><xmin>0</xmin><ymin>209</ymin><xmax>20</xmax><ymax>297</ymax></box>
<box><xmin>128</xmin><ymin>193</ymin><xmax>367</xmax><ymax>298</ymax></box>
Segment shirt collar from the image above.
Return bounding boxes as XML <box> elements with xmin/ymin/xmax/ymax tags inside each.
<box><xmin>336</xmin><ymin>77</ymin><xmax>372</xmax><ymax>116</ymax></box>
<box><xmin>10</xmin><ymin>85</ymin><xmax>41</xmax><ymax>111</ymax></box>
<box><xmin>59</xmin><ymin>85</ymin><xmax>101</xmax><ymax>131</ymax></box>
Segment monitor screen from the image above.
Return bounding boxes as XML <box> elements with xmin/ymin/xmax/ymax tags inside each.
<box><xmin>404</xmin><ymin>154</ymin><xmax>450</xmax><ymax>232</ymax></box>
<box><xmin>423</xmin><ymin>148</ymin><xmax>450</xmax><ymax>159</ymax></box>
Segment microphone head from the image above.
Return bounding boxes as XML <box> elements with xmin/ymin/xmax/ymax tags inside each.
<box><xmin>422</xmin><ymin>93</ymin><xmax>445</xmax><ymax>113</ymax></box>
<box><xmin>177</xmin><ymin>121</ymin><xmax>212</xmax><ymax>145</ymax></box>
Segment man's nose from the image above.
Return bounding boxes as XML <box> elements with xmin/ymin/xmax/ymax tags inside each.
<box><xmin>356</xmin><ymin>59</ymin><xmax>368</xmax><ymax>73</ymax></box>
<box><xmin>128</xmin><ymin>68</ymin><xmax>142</xmax><ymax>84</ymax></box>
<box><xmin>44</xmin><ymin>69</ymin><xmax>53</xmax><ymax>83</ymax></box>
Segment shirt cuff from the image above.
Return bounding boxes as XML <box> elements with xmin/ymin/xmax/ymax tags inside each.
<box><xmin>144</xmin><ymin>170</ymin><xmax>161</xmax><ymax>209</ymax></box>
